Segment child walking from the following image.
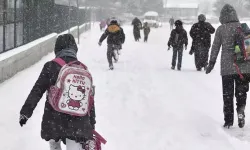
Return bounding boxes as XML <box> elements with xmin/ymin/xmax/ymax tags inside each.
<box><xmin>143</xmin><ymin>22</ymin><xmax>151</xmax><ymax>42</ymax></box>
<box><xmin>167</xmin><ymin>20</ymin><xmax>188</xmax><ymax>71</ymax></box>
<box><xmin>19</xmin><ymin>34</ymin><xmax>97</xmax><ymax>150</ymax></box>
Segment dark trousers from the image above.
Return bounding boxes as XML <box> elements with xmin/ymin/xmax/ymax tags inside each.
<box><xmin>144</xmin><ymin>34</ymin><xmax>148</xmax><ymax>42</ymax></box>
<box><xmin>172</xmin><ymin>47</ymin><xmax>183</xmax><ymax>69</ymax></box>
<box><xmin>222</xmin><ymin>75</ymin><xmax>249</xmax><ymax>124</ymax></box>
<box><xmin>107</xmin><ymin>45</ymin><xmax>115</xmax><ymax>66</ymax></box>
<box><xmin>194</xmin><ymin>46</ymin><xmax>209</xmax><ymax>70</ymax></box>
<box><xmin>133</xmin><ymin>28</ymin><xmax>141</xmax><ymax>41</ymax></box>
<box><xmin>107</xmin><ymin>45</ymin><xmax>121</xmax><ymax>66</ymax></box>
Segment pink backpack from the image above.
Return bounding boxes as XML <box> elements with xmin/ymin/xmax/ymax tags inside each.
<box><xmin>48</xmin><ymin>58</ymin><xmax>94</xmax><ymax>116</ymax></box>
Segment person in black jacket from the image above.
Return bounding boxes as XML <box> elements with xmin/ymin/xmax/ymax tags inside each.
<box><xmin>19</xmin><ymin>34</ymin><xmax>96</xmax><ymax>150</ymax></box>
<box><xmin>190</xmin><ymin>14</ymin><xmax>215</xmax><ymax>71</ymax></box>
<box><xmin>98</xmin><ymin>18</ymin><xmax>125</xmax><ymax>70</ymax></box>
<box><xmin>132</xmin><ymin>17</ymin><xmax>142</xmax><ymax>41</ymax></box>
<box><xmin>168</xmin><ymin>20</ymin><xmax>188</xmax><ymax>71</ymax></box>
<box><xmin>143</xmin><ymin>22</ymin><xmax>151</xmax><ymax>42</ymax></box>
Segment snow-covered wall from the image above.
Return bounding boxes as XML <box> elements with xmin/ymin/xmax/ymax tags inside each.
<box><xmin>0</xmin><ymin>23</ymin><xmax>91</xmax><ymax>83</ymax></box>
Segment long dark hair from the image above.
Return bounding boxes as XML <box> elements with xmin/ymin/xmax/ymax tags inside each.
<box><xmin>54</xmin><ymin>34</ymin><xmax>78</xmax><ymax>54</ymax></box>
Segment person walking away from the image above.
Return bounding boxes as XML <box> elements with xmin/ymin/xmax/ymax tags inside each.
<box><xmin>132</xmin><ymin>17</ymin><xmax>142</xmax><ymax>41</ymax></box>
<box><xmin>98</xmin><ymin>18</ymin><xmax>125</xmax><ymax>70</ymax></box>
<box><xmin>206</xmin><ymin>4</ymin><xmax>250</xmax><ymax>128</ymax></box>
<box><xmin>169</xmin><ymin>17</ymin><xmax>175</xmax><ymax>30</ymax></box>
<box><xmin>143</xmin><ymin>22</ymin><xmax>151</xmax><ymax>42</ymax></box>
<box><xmin>190</xmin><ymin>14</ymin><xmax>215</xmax><ymax>71</ymax></box>
<box><xmin>168</xmin><ymin>20</ymin><xmax>188</xmax><ymax>71</ymax></box>
<box><xmin>19</xmin><ymin>34</ymin><xmax>98</xmax><ymax>150</ymax></box>
<box><xmin>100</xmin><ymin>20</ymin><xmax>107</xmax><ymax>31</ymax></box>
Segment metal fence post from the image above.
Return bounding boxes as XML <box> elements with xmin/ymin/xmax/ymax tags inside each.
<box><xmin>77</xmin><ymin>0</ymin><xmax>80</xmax><ymax>44</ymax></box>
<box><xmin>3</xmin><ymin>0</ymin><xmax>6</xmax><ymax>52</ymax></box>
<box><xmin>68</xmin><ymin>0</ymin><xmax>70</xmax><ymax>33</ymax></box>
<box><xmin>14</xmin><ymin>0</ymin><xmax>17</xmax><ymax>48</ymax></box>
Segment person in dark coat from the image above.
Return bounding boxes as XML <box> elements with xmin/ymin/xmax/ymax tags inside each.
<box><xmin>132</xmin><ymin>17</ymin><xmax>142</xmax><ymax>41</ymax></box>
<box><xmin>206</xmin><ymin>4</ymin><xmax>250</xmax><ymax>128</ymax></box>
<box><xmin>19</xmin><ymin>34</ymin><xmax>96</xmax><ymax>149</ymax></box>
<box><xmin>169</xmin><ymin>17</ymin><xmax>175</xmax><ymax>30</ymax></box>
<box><xmin>143</xmin><ymin>22</ymin><xmax>151</xmax><ymax>42</ymax></box>
<box><xmin>168</xmin><ymin>20</ymin><xmax>188</xmax><ymax>71</ymax></box>
<box><xmin>98</xmin><ymin>19</ymin><xmax>125</xmax><ymax>70</ymax></box>
<box><xmin>190</xmin><ymin>14</ymin><xmax>215</xmax><ymax>71</ymax></box>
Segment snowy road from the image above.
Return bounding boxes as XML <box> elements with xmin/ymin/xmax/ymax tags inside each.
<box><xmin>1</xmin><ymin>23</ymin><xmax>250</xmax><ymax>150</ymax></box>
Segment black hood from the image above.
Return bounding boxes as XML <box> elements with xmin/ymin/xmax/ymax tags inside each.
<box><xmin>54</xmin><ymin>34</ymin><xmax>78</xmax><ymax>55</ymax></box>
<box><xmin>219</xmin><ymin>4</ymin><xmax>239</xmax><ymax>24</ymax></box>
<box><xmin>198</xmin><ymin>14</ymin><xmax>206</xmax><ymax>22</ymax></box>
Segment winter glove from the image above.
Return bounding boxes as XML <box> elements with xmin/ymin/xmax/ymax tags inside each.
<box><xmin>98</xmin><ymin>42</ymin><xmax>102</xmax><ymax>46</ymax></box>
<box><xmin>205</xmin><ymin>61</ymin><xmax>216</xmax><ymax>74</ymax></box>
<box><xmin>189</xmin><ymin>50</ymin><xmax>194</xmax><ymax>55</ymax></box>
<box><xmin>168</xmin><ymin>46</ymin><xmax>171</xmax><ymax>50</ymax></box>
<box><xmin>19</xmin><ymin>114</ymin><xmax>28</xmax><ymax>127</ymax></box>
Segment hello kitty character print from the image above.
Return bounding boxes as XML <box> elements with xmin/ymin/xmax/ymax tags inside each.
<box><xmin>48</xmin><ymin>58</ymin><xmax>94</xmax><ymax>116</ymax></box>
<box><xmin>67</xmin><ymin>85</ymin><xmax>85</xmax><ymax>110</ymax></box>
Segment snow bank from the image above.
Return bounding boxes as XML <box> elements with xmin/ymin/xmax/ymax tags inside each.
<box><xmin>0</xmin><ymin>33</ymin><xmax>57</xmax><ymax>83</ymax></box>
<box><xmin>0</xmin><ymin>23</ymin><xmax>91</xmax><ymax>83</ymax></box>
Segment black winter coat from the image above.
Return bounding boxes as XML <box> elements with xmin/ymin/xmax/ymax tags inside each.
<box><xmin>190</xmin><ymin>21</ymin><xmax>215</xmax><ymax>48</ymax></box>
<box><xmin>99</xmin><ymin>23</ymin><xmax>125</xmax><ymax>45</ymax></box>
<box><xmin>132</xmin><ymin>18</ymin><xmax>142</xmax><ymax>29</ymax></box>
<box><xmin>143</xmin><ymin>26</ymin><xmax>150</xmax><ymax>36</ymax></box>
<box><xmin>20</xmin><ymin>56</ymin><xmax>96</xmax><ymax>143</ymax></box>
<box><xmin>168</xmin><ymin>27</ymin><xmax>188</xmax><ymax>48</ymax></box>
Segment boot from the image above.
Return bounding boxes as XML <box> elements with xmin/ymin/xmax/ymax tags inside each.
<box><xmin>109</xmin><ymin>64</ymin><xmax>114</xmax><ymax>70</ymax></box>
<box><xmin>223</xmin><ymin>122</ymin><xmax>233</xmax><ymax>129</ymax></box>
<box><xmin>237</xmin><ymin>106</ymin><xmax>245</xmax><ymax>128</ymax></box>
<box><xmin>238</xmin><ymin>113</ymin><xmax>245</xmax><ymax>128</ymax></box>
<box><xmin>171</xmin><ymin>66</ymin><xmax>175</xmax><ymax>70</ymax></box>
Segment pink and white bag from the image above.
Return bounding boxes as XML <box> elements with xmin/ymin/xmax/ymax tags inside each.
<box><xmin>48</xmin><ymin>58</ymin><xmax>94</xmax><ymax>116</ymax></box>
<box><xmin>82</xmin><ymin>130</ymin><xmax>107</xmax><ymax>150</ymax></box>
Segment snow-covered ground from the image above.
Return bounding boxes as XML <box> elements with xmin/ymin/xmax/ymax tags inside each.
<box><xmin>1</xmin><ymin>23</ymin><xmax>250</xmax><ymax>150</ymax></box>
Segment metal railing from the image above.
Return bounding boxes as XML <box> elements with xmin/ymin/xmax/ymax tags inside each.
<box><xmin>0</xmin><ymin>0</ymin><xmax>93</xmax><ymax>53</ymax></box>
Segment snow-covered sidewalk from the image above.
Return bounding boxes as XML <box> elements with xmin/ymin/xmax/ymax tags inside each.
<box><xmin>0</xmin><ymin>23</ymin><xmax>250</xmax><ymax>150</ymax></box>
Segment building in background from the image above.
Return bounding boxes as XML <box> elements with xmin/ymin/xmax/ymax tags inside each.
<box><xmin>164</xmin><ymin>3</ymin><xmax>199</xmax><ymax>24</ymax></box>
<box><xmin>164</xmin><ymin>3</ymin><xmax>199</xmax><ymax>22</ymax></box>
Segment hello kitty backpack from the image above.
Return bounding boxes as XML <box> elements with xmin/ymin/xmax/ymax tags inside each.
<box><xmin>48</xmin><ymin>58</ymin><xmax>94</xmax><ymax>116</ymax></box>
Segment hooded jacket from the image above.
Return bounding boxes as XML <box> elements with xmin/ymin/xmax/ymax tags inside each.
<box><xmin>20</xmin><ymin>34</ymin><xmax>96</xmax><ymax>143</ymax></box>
<box><xmin>190</xmin><ymin>15</ymin><xmax>215</xmax><ymax>48</ymax></box>
<box><xmin>209</xmin><ymin>4</ymin><xmax>250</xmax><ymax>75</ymax></box>
<box><xmin>99</xmin><ymin>23</ymin><xmax>125</xmax><ymax>45</ymax></box>
<box><xmin>168</xmin><ymin>24</ymin><xmax>188</xmax><ymax>48</ymax></box>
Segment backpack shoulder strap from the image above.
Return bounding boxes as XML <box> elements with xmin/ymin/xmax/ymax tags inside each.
<box><xmin>53</xmin><ymin>58</ymin><xmax>66</xmax><ymax>67</ymax></box>
<box><xmin>68</xmin><ymin>60</ymin><xmax>88</xmax><ymax>70</ymax></box>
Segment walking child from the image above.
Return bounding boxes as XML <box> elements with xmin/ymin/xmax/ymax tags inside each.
<box><xmin>98</xmin><ymin>18</ymin><xmax>125</xmax><ymax>70</ymax></box>
<box><xmin>167</xmin><ymin>20</ymin><xmax>188</xmax><ymax>71</ymax></box>
<box><xmin>19</xmin><ymin>34</ymin><xmax>104</xmax><ymax>150</ymax></box>
<box><xmin>143</xmin><ymin>22</ymin><xmax>151</xmax><ymax>42</ymax></box>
